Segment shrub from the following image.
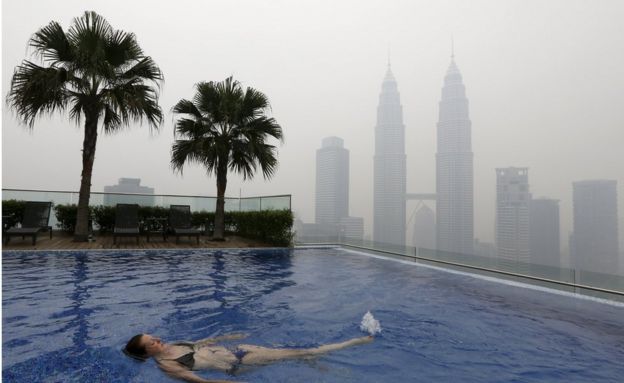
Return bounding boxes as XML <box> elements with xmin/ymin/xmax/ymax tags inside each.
<box><xmin>190</xmin><ymin>211</ymin><xmax>214</xmax><ymax>232</ymax></box>
<box><xmin>51</xmin><ymin>204</ymin><xmax>294</xmax><ymax>245</ymax></box>
<box><xmin>2</xmin><ymin>199</ymin><xmax>26</xmax><ymax>226</ymax></box>
<box><xmin>138</xmin><ymin>206</ymin><xmax>168</xmax><ymax>221</ymax></box>
<box><xmin>92</xmin><ymin>205</ymin><xmax>115</xmax><ymax>233</ymax></box>
<box><xmin>54</xmin><ymin>204</ymin><xmax>84</xmax><ymax>232</ymax></box>
<box><xmin>232</xmin><ymin>209</ymin><xmax>294</xmax><ymax>246</ymax></box>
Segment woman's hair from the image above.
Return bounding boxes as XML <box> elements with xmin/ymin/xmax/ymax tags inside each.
<box><xmin>123</xmin><ymin>334</ymin><xmax>148</xmax><ymax>361</ymax></box>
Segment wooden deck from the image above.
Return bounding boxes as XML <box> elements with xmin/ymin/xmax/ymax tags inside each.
<box><xmin>2</xmin><ymin>231</ymin><xmax>272</xmax><ymax>251</ymax></box>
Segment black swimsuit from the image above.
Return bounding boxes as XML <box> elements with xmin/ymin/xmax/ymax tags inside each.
<box><xmin>174</xmin><ymin>351</ymin><xmax>196</xmax><ymax>369</ymax></box>
<box><xmin>166</xmin><ymin>342</ymin><xmax>196</xmax><ymax>369</ymax></box>
<box><xmin>170</xmin><ymin>344</ymin><xmax>248</xmax><ymax>373</ymax></box>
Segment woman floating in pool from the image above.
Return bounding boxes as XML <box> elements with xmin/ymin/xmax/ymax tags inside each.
<box><xmin>124</xmin><ymin>332</ymin><xmax>373</xmax><ymax>383</ymax></box>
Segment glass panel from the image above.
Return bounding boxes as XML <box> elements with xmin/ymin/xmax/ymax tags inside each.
<box><xmin>576</xmin><ymin>269</ymin><xmax>624</xmax><ymax>291</ymax></box>
<box><xmin>93</xmin><ymin>192</ymin><xmax>156</xmax><ymax>207</ymax></box>
<box><xmin>2</xmin><ymin>189</ymin><xmax>290</xmax><ymax>217</ymax></box>
<box><xmin>260</xmin><ymin>195</ymin><xmax>291</xmax><ymax>210</ymax></box>
<box><xmin>293</xmin><ymin>230</ymin><xmax>623</xmax><ymax>297</ymax></box>
<box><xmin>240</xmin><ymin>198</ymin><xmax>261</xmax><ymax>212</ymax></box>
<box><xmin>224</xmin><ymin>198</ymin><xmax>239</xmax><ymax>212</ymax></box>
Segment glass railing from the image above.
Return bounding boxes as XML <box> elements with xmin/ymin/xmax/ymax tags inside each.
<box><xmin>295</xmin><ymin>234</ymin><xmax>624</xmax><ymax>302</ymax></box>
<box><xmin>2</xmin><ymin>188</ymin><xmax>291</xmax><ymax>229</ymax></box>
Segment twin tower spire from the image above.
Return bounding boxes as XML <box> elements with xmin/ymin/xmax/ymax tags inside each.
<box><xmin>373</xmin><ymin>48</ymin><xmax>473</xmax><ymax>254</ymax></box>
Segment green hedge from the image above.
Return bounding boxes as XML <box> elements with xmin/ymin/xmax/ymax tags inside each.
<box><xmin>2</xmin><ymin>199</ymin><xmax>27</xmax><ymax>225</ymax></box>
<box><xmin>91</xmin><ymin>205</ymin><xmax>114</xmax><ymax>232</ymax></box>
<box><xmin>89</xmin><ymin>205</ymin><xmax>170</xmax><ymax>232</ymax></box>
<box><xmin>52</xmin><ymin>204</ymin><xmax>294</xmax><ymax>246</ymax></box>
<box><xmin>231</xmin><ymin>210</ymin><xmax>294</xmax><ymax>246</ymax></box>
<box><xmin>54</xmin><ymin>204</ymin><xmax>83</xmax><ymax>232</ymax></box>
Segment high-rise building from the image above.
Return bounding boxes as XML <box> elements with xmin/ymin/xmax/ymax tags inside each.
<box><xmin>340</xmin><ymin>216</ymin><xmax>364</xmax><ymax>240</ymax></box>
<box><xmin>373</xmin><ymin>64</ymin><xmax>406</xmax><ymax>245</ymax></box>
<box><xmin>572</xmin><ymin>180</ymin><xmax>619</xmax><ymax>274</ymax></box>
<box><xmin>103</xmin><ymin>178</ymin><xmax>155</xmax><ymax>206</ymax></box>
<box><xmin>496</xmin><ymin>167</ymin><xmax>531</xmax><ymax>270</ymax></box>
<box><xmin>315</xmin><ymin>137</ymin><xmax>349</xmax><ymax>226</ymax></box>
<box><xmin>411</xmin><ymin>204</ymin><xmax>435</xmax><ymax>249</ymax></box>
<box><xmin>436</xmin><ymin>55</ymin><xmax>474</xmax><ymax>255</ymax></box>
<box><xmin>313</xmin><ymin>136</ymin><xmax>364</xmax><ymax>242</ymax></box>
<box><xmin>530</xmin><ymin>198</ymin><xmax>560</xmax><ymax>268</ymax></box>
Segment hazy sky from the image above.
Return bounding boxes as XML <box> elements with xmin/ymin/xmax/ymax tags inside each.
<box><xmin>2</xmin><ymin>0</ymin><xmax>624</xmax><ymax>249</ymax></box>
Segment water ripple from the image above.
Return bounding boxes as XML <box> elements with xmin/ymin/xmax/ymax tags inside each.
<box><xmin>3</xmin><ymin>248</ymin><xmax>624</xmax><ymax>382</ymax></box>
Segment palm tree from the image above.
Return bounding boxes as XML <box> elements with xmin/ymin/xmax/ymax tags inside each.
<box><xmin>171</xmin><ymin>77</ymin><xmax>283</xmax><ymax>240</ymax></box>
<box><xmin>7</xmin><ymin>11</ymin><xmax>163</xmax><ymax>241</ymax></box>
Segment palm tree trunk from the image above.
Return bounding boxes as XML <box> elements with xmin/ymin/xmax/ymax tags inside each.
<box><xmin>213</xmin><ymin>159</ymin><xmax>228</xmax><ymax>241</ymax></box>
<box><xmin>74</xmin><ymin>111</ymin><xmax>98</xmax><ymax>242</ymax></box>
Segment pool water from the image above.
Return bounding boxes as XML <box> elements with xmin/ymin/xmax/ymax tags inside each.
<box><xmin>3</xmin><ymin>247</ymin><xmax>624</xmax><ymax>382</ymax></box>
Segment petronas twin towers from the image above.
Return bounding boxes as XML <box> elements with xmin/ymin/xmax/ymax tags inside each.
<box><xmin>373</xmin><ymin>65</ymin><xmax>406</xmax><ymax>245</ymax></box>
<box><xmin>373</xmin><ymin>55</ymin><xmax>473</xmax><ymax>254</ymax></box>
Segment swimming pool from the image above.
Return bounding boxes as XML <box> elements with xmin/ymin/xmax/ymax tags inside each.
<box><xmin>3</xmin><ymin>247</ymin><xmax>624</xmax><ymax>382</ymax></box>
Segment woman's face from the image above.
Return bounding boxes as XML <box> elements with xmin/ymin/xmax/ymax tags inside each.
<box><xmin>140</xmin><ymin>334</ymin><xmax>165</xmax><ymax>356</ymax></box>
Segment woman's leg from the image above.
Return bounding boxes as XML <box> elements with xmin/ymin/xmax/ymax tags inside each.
<box><xmin>238</xmin><ymin>336</ymin><xmax>372</xmax><ymax>365</ymax></box>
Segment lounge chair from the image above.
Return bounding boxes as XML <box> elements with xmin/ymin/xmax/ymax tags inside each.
<box><xmin>168</xmin><ymin>205</ymin><xmax>201</xmax><ymax>244</ymax></box>
<box><xmin>113</xmin><ymin>204</ymin><xmax>140</xmax><ymax>244</ymax></box>
<box><xmin>4</xmin><ymin>201</ymin><xmax>52</xmax><ymax>245</ymax></box>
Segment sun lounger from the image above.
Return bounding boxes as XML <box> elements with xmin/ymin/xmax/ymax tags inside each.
<box><xmin>169</xmin><ymin>205</ymin><xmax>201</xmax><ymax>244</ymax></box>
<box><xmin>3</xmin><ymin>201</ymin><xmax>52</xmax><ymax>245</ymax></box>
<box><xmin>113</xmin><ymin>204</ymin><xmax>140</xmax><ymax>244</ymax></box>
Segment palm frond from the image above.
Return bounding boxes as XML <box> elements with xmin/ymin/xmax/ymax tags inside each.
<box><xmin>68</xmin><ymin>93</ymin><xmax>89</xmax><ymax>124</ymax></box>
<box><xmin>253</xmin><ymin>142</ymin><xmax>279</xmax><ymax>179</ymax></box>
<box><xmin>7</xmin><ymin>61</ymin><xmax>69</xmax><ymax>127</ymax></box>
<box><xmin>100</xmin><ymin>81</ymin><xmax>162</xmax><ymax>133</ymax></box>
<box><xmin>68</xmin><ymin>11</ymin><xmax>113</xmax><ymax>44</ymax></box>
<box><xmin>173</xmin><ymin>117</ymin><xmax>214</xmax><ymax>140</ymax></box>
<box><xmin>240</xmin><ymin>87</ymin><xmax>270</xmax><ymax>120</ymax></box>
<box><xmin>119</xmin><ymin>56</ymin><xmax>163</xmax><ymax>85</ymax></box>
<box><xmin>172</xmin><ymin>99</ymin><xmax>202</xmax><ymax>120</ymax></box>
<box><xmin>29</xmin><ymin>21</ymin><xmax>74</xmax><ymax>65</ymax></box>
<box><xmin>245</xmin><ymin>116</ymin><xmax>284</xmax><ymax>142</ymax></box>
<box><xmin>66</xmin><ymin>11</ymin><xmax>113</xmax><ymax>78</ymax></box>
<box><xmin>229</xmin><ymin>140</ymin><xmax>256</xmax><ymax>180</ymax></box>
<box><xmin>195</xmin><ymin>81</ymin><xmax>223</xmax><ymax>120</ymax></box>
<box><xmin>171</xmin><ymin>138</ymin><xmax>218</xmax><ymax>175</ymax></box>
<box><xmin>102</xmin><ymin>104</ymin><xmax>121</xmax><ymax>130</ymax></box>
<box><xmin>106</xmin><ymin>29</ymin><xmax>142</xmax><ymax>67</ymax></box>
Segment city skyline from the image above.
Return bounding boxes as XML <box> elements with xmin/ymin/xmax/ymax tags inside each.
<box><xmin>3</xmin><ymin>0</ymin><xmax>624</xmax><ymax>256</ymax></box>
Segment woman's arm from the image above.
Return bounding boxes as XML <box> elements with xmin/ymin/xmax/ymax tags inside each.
<box><xmin>158</xmin><ymin>360</ymin><xmax>241</xmax><ymax>383</ymax></box>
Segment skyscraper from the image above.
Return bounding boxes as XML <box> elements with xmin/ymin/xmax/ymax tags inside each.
<box><xmin>103</xmin><ymin>178</ymin><xmax>155</xmax><ymax>206</ymax></box>
<box><xmin>530</xmin><ymin>198</ymin><xmax>560</xmax><ymax>268</ymax></box>
<box><xmin>315</xmin><ymin>136</ymin><xmax>349</xmax><ymax>226</ymax></box>
<box><xmin>373</xmin><ymin>64</ymin><xmax>406</xmax><ymax>245</ymax></box>
<box><xmin>436</xmin><ymin>55</ymin><xmax>474</xmax><ymax>255</ymax></box>
<box><xmin>340</xmin><ymin>216</ymin><xmax>364</xmax><ymax>240</ymax></box>
<box><xmin>572</xmin><ymin>180</ymin><xmax>619</xmax><ymax>274</ymax></box>
<box><xmin>496</xmin><ymin>167</ymin><xmax>531</xmax><ymax>270</ymax></box>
